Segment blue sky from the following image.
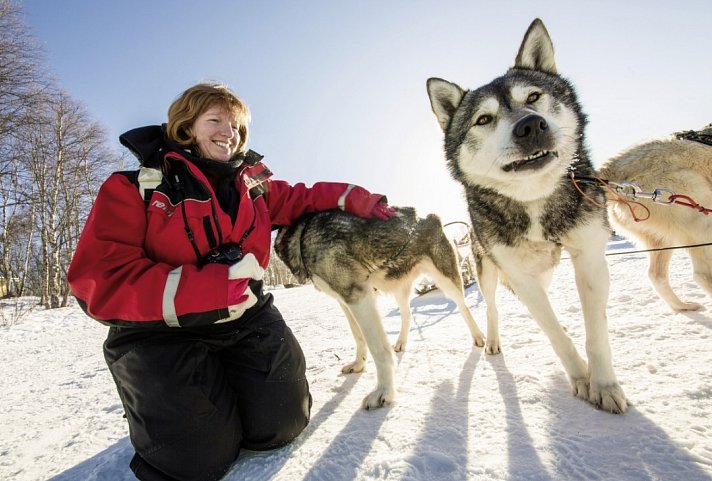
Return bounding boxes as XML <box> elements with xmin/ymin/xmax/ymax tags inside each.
<box><xmin>22</xmin><ymin>0</ymin><xmax>712</xmax><ymax>224</ymax></box>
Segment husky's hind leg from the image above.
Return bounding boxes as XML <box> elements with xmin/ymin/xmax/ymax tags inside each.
<box><xmin>688</xmin><ymin>245</ymin><xmax>712</xmax><ymax>303</ymax></box>
<box><xmin>422</xmin><ymin>260</ymin><xmax>485</xmax><ymax>347</ymax></box>
<box><xmin>392</xmin><ymin>283</ymin><xmax>413</xmax><ymax>352</ymax></box>
<box><xmin>649</xmin><ymin>248</ymin><xmax>702</xmax><ymax>311</ymax></box>
<box><xmin>338</xmin><ymin>301</ymin><xmax>368</xmax><ymax>373</ymax></box>
<box><xmin>312</xmin><ymin>274</ymin><xmax>371</xmax><ymax>374</ymax></box>
<box><xmin>346</xmin><ymin>290</ymin><xmax>396</xmax><ymax>409</ymax></box>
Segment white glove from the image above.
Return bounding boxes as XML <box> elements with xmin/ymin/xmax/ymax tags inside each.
<box><xmin>228</xmin><ymin>253</ymin><xmax>264</xmax><ymax>281</ymax></box>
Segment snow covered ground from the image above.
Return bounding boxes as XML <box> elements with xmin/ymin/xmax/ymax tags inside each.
<box><xmin>2</xmin><ymin>238</ymin><xmax>711</xmax><ymax>481</ymax></box>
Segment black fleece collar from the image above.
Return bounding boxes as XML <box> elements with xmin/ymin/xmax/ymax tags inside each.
<box><xmin>119</xmin><ymin>124</ymin><xmax>243</xmax><ymax>177</ymax></box>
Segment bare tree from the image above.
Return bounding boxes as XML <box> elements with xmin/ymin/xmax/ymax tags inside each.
<box><xmin>13</xmin><ymin>90</ymin><xmax>115</xmax><ymax>307</ymax></box>
<box><xmin>265</xmin><ymin>240</ymin><xmax>300</xmax><ymax>288</ymax></box>
<box><xmin>0</xmin><ymin>0</ymin><xmax>118</xmax><ymax>307</ymax></box>
<box><xmin>0</xmin><ymin>0</ymin><xmax>44</xmax><ymax>138</ymax></box>
<box><xmin>0</xmin><ymin>0</ymin><xmax>43</xmax><ymax>297</ymax></box>
<box><xmin>54</xmin><ymin>93</ymin><xmax>116</xmax><ymax>305</ymax></box>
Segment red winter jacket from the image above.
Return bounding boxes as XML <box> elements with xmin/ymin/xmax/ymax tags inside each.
<box><xmin>67</xmin><ymin>126</ymin><xmax>386</xmax><ymax>328</ymax></box>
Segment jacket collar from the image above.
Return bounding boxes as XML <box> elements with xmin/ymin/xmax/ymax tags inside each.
<box><xmin>119</xmin><ymin>124</ymin><xmax>244</xmax><ymax>175</ymax></box>
<box><xmin>119</xmin><ymin>125</ymin><xmax>166</xmax><ymax>168</ymax></box>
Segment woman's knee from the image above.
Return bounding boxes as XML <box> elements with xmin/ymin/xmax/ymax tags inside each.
<box><xmin>131</xmin><ymin>437</ymin><xmax>238</xmax><ymax>481</ymax></box>
<box><xmin>126</xmin><ymin>402</ymin><xmax>242</xmax><ymax>481</ymax></box>
<box><xmin>242</xmin><ymin>379</ymin><xmax>312</xmax><ymax>451</ymax></box>
<box><xmin>106</xmin><ymin>337</ymin><xmax>242</xmax><ymax>481</ymax></box>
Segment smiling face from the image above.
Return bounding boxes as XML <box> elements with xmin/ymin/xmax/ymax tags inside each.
<box><xmin>166</xmin><ymin>83</ymin><xmax>251</xmax><ymax>159</ymax></box>
<box><xmin>189</xmin><ymin>105</ymin><xmax>240</xmax><ymax>161</ymax></box>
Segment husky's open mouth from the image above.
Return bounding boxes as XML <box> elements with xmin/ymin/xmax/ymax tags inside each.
<box><xmin>502</xmin><ymin>151</ymin><xmax>558</xmax><ymax>173</ymax></box>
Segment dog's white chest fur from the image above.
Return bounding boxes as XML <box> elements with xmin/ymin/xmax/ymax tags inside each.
<box><xmin>524</xmin><ymin>198</ymin><xmax>548</xmax><ymax>241</ymax></box>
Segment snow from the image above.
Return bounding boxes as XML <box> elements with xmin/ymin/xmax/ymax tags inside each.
<box><xmin>2</xmin><ymin>238</ymin><xmax>711</xmax><ymax>481</ymax></box>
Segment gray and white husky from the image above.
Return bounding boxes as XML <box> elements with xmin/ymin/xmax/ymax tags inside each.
<box><xmin>427</xmin><ymin>18</ymin><xmax>627</xmax><ymax>413</ymax></box>
<box><xmin>274</xmin><ymin>207</ymin><xmax>485</xmax><ymax>409</ymax></box>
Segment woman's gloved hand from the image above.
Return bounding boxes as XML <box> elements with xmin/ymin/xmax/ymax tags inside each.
<box><xmin>220</xmin><ymin>253</ymin><xmax>264</xmax><ymax>324</ymax></box>
<box><xmin>371</xmin><ymin>201</ymin><xmax>396</xmax><ymax>221</ymax></box>
<box><xmin>228</xmin><ymin>253</ymin><xmax>264</xmax><ymax>281</ymax></box>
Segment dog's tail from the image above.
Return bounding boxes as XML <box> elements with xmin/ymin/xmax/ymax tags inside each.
<box><xmin>419</xmin><ymin>213</ymin><xmax>465</xmax><ymax>286</ymax></box>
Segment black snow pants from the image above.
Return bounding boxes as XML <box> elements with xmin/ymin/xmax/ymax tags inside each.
<box><xmin>103</xmin><ymin>295</ymin><xmax>311</xmax><ymax>481</ymax></box>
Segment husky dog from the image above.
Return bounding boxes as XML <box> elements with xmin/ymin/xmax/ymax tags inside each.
<box><xmin>274</xmin><ymin>207</ymin><xmax>485</xmax><ymax>409</ymax></box>
<box><xmin>426</xmin><ymin>18</ymin><xmax>627</xmax><ymax>413</ymax></box>
<box><xmin>599</xmin><ymin>124</ymin><xmax>712</xmax><ymax>311</ymax></box>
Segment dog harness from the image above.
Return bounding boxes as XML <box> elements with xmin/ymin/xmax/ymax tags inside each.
<box><xmin>674</xmin><ymin>127</ymin><xmax>712</xmax><ymax>147</ymax></box>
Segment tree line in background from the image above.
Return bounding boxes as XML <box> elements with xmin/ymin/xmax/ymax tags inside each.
<box><xmin>0</xmin><ymin>0</ymin><xmax>300</xmax><ymax>311</ymax></box>
<box><xmin>0</xmin><ymin>0</ymin><xmax>120</xmax><ymax>308</ymax></box>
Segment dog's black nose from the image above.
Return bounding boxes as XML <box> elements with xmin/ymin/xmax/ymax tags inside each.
<box><xmin>513</xmin><ymin>114</ymin><xmax>548</xmax><ymax>138</ymax></box>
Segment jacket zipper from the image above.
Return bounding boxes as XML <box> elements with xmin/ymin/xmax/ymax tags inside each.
<box><xmin>164</xmin><ymin>155</ymin><xmax>225</xmax><ymax>261</ymax></box>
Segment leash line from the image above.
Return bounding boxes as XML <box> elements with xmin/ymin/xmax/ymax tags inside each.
<box><xmin>441</xmin><ymin>219</ymin><xmax>711</xmax><ymax>263</ymax></box>
<box><xmin>568</xmin><ymin>173</ymin><xmax>712</xmax><ymax>218</ymax></box>
<box><xmin>561</xmin><ymin>241</ymin><xmax>712</xmax><ymax>260</ymax></box>
<box><xmin>604</xmin><ymin>241</ymin><xmax>712</xmax><ymax>257</ymax></box>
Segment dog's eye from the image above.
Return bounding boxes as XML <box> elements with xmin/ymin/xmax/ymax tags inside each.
<box><xmin>474</xmin><ymin>115</ymin><xmax>493</xmax><ymax>126</ymax></box>
<box><xmin>526</xmin><ymin>92</ymin><xmax>541</xmax><ymax>104</ymax></box>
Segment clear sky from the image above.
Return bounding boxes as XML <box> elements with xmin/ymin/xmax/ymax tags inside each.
<box><xmin>21</xmin><ymin>0</ymin><xmax>712</xmax><ymax>224</ymax></box>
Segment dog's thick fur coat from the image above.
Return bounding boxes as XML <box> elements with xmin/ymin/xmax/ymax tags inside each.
<box><xmin>599</xmin><ymin>124</ymin><xmax>712</xmax><ymax>311</ymax></box>
<box><xmin>274</xmin><ymin>207</ymin><xmax>485</xmax><ymax>409</ymax></box>
<box><xmin>427</xmin><ymin>18</ymin><xmax>627</xmax><ymax>413</ymax></box>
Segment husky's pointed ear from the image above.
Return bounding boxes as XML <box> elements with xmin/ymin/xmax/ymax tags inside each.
<box><xmin>514</xmin><ymin>18</ymin><xmax>557</xmax><ymax>74</ymax></box>
<box><xmin>427</xmin><ymin>78</ymin><xmax>465</xmax><ymax>132</ymax></box>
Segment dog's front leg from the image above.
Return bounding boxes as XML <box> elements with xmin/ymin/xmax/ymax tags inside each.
<box><xmin>568</xmin><ymin>237</ymin><xmax>627</xmax><ymax>414</ymax></box>
<box><xmin>490</xmin><ymin>243</ymin><xmax>588</xmax><ymax>388</ymax></box>
<box><xmin>478</xmin><ymin>255</ymin><xmax>501</xmax><ymax>354</ymax></box>
<box><xmin>508</xmin><ymin>274</ymin><xmax>590</xmax><ymax>385</ymax></box>
<box><xmin>496</xmin><ymin>243</ymin><xmax>591</xmax><ymax>402</ymax></box>
<box><xmin>347</xmin><ymin>292</ymin><xmax>396</xmax><ymax>409</ymax></box>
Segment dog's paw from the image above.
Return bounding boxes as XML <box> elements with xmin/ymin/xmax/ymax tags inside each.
<box><xmin>590</xmin><ymin>382</ymin><xmax>627</xmax><ymax>414</ymax></box>
<box><xmin>393</xmin><ymin>338</ymin><xmax>407</xmax><ymax>352</ymax></box>
<box><xmin>671</xmin><ymin>300</ymin><xmax>703</xmax><ymax>312</ymax></box>
<box><xmin>485</xmin><ymin>338</ymin><xmax>501</xmax><ymax>355</ymax></box>
<box><xmin>341</xmin><ymin>359</ymin><xmax>366</xmax><ymax>374</ymax></box>
<box><xmin>361</xmin><ymin>387</ymin><xmax>395</xmax><ymax>410</ymax></box>
<box><xmin>571</xmin><ymin>377</ymin><xmax>591</xmax><ymax>401</ymax></box>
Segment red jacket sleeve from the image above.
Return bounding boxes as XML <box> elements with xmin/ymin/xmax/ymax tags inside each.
<box><xmin>67</xmin><ymin>173</ymin><xmax>238</xmax><ymax>327</ymax></box>
<box><xmin>265</xmin><ymin>180</ymin><xmax>386</xmax><ymax>226</ymax></box>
